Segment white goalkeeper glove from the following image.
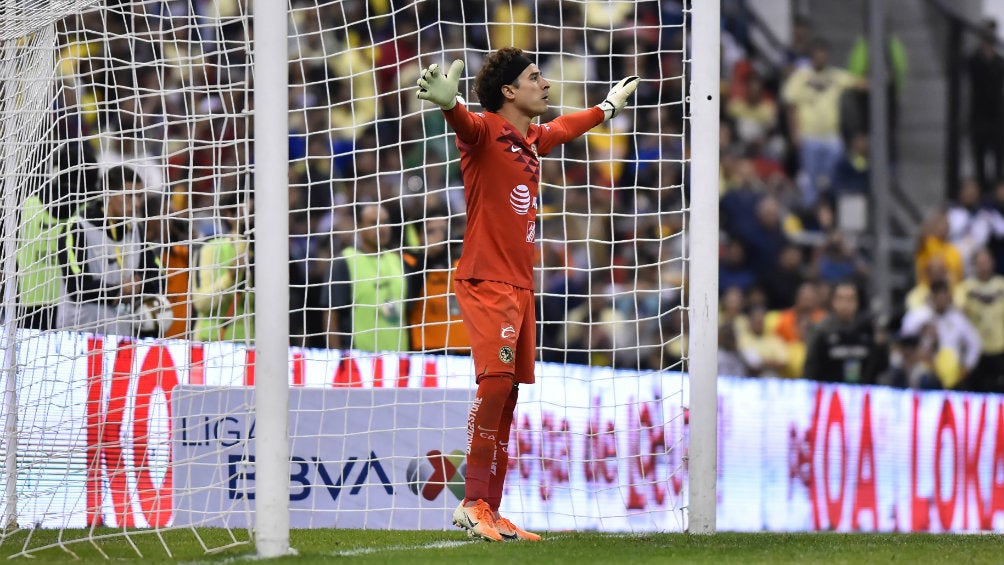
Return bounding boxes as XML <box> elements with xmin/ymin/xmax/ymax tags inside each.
<box><xmin>416</xmin><ymin>59</ymin><xmax>465</xmax><ymax>110</ymax></box>
<box><xmin>599</xmin><ymin>75</ymin><xmax>640</xmax><ymax>120</ymax></box>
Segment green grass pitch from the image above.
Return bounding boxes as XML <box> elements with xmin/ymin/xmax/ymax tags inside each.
<box><xmin>2</xmin><ymin>528</ymin><xmax>1004</xmax><ymax>564</ymax></box>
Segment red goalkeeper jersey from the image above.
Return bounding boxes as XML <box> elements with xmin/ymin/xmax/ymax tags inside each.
<box><xmin>443</xmin><ymin>103</ymin><xmax>604</xmax><ymax>290</ymax></box>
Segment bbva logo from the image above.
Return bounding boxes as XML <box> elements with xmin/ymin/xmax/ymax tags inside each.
<box><xmin>227</xmin><ymin>451</ymin><xmax>395</xmax><ymax>502</ymax></box>
<box><xmin>407</xmin><ymin>449</ymin><xmax>466</xmax><ymax>501</ymax></box>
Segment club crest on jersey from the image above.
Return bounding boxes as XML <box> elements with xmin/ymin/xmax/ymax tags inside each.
<box><xmin>499</xmin><ymin>346</ymin><xmax>514</xmax><ymax>364</ymax></box>
<box><xmin>510</xmin><ymin>184</ymin><xmax>533</xmax><ymax>215</ymax></box>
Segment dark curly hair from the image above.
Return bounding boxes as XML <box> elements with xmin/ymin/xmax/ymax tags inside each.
<box><xmin>474</xmin><ymin>47</ymin><xmax>528</xmax><ymax>112</ymax></box>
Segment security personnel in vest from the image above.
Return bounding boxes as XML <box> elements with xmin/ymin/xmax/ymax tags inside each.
<box><xmin>191</xmin><ymin>191</ymin><xmax>253</xmax><ymax>342</ymax></box>
<box><xmin>16</xmin><ymin>119</ymin><xmax>99</xmax><ymax>331</ymax></box>
<box><xmin>17</xmin><ymin>191</ymin><xmax>69</xmax><ymax>331</ymax></box>
<box><xmin>324</xmin><ymin>201</ymin><xmax>409</xmax><ymax>352</ymax></box>
<box><xmin>57</xmin><ymin>165</ymin><xmax>163</xmax><ymax>337</ymax></box>
<box><xmin>403</xmin><ymin>211</ymin><xmax>470</xmax><ymax>352</ymax></box>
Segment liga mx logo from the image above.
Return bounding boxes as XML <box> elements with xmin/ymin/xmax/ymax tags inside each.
<box><xmin>407</xmin><ymin>450</ymin><xmax>466</xmax><ymax>501</ymax></box>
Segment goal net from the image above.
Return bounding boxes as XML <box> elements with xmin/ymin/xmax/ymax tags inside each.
<box><xmin>0</xmin><ymin>0</ymin><xmax>714</xmax><ymax>557</ymax></box>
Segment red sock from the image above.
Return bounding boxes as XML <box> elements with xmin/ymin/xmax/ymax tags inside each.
<box><xmin>464</xmin><ymin>374</ymin><xmax>513</xmax><ymax>503</ymax></box>
<box><xmin>487</xmin><ymin>383</ymin><xmax>518</xmax><ymax>511</ymax></box>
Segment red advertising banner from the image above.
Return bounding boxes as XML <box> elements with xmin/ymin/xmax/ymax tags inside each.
<box><xmin>7</xmin><ymin>331</ymin><xmax>1004</xmax><ymax>532</ymax></box>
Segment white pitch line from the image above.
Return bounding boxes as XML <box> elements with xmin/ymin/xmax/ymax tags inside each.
<box><xmin>178</xmin><ymin>555</ymin><xmax>258</xmax><ymax>565</ymax></box>
<box><xmin>178</xmin><ymin>539</ymin><xmax>472</xmax><ymax>563</ymax></box>
<box><xmin>329</xmin><ymin>540</ymin><xmax>471</xmax><ymax>557</ymax></box>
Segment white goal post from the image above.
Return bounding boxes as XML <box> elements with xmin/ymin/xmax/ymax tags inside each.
<box><xmin>687</xmin><ymin>0</ymin><xmax>721</xmax><ymax>536</ymax></box>
<box><xmin>252</xmin><ymin>0</ymin><xmax>291</xmax><ymax>557</ymax></box>
<box><xmin>0</xmin><ymin>0</ymin><xmax>719</xmax><ymax>557</ymax></box>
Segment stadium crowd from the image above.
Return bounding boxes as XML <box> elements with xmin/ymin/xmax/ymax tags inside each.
<box><xmin>13</xmin><ymin>0</ymin><xmax>1004</xmax><ymax>393</ymax></box>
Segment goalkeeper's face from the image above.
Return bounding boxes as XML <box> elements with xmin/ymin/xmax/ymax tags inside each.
<box><xmin>507</xmin><ymin>64</ymin><xmax>550</xmax><ymax>117</ymax></box>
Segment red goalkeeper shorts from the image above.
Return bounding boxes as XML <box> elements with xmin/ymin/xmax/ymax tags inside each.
<box><xmin>454</xmin><ymin>278</ymin><xmax>536</xmax><ymax>384</ymax></box>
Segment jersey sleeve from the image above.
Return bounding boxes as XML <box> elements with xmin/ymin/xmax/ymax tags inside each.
<box><xmin>780</xmin><ymin>69</ymin><xmax>805</xmax><ymax>104</ymax></box>
<box><xmin>536</xmin><ymin>106</ymin><xmax>604</xmax><ymax>156</ymax></box>
<box><xmin>441</xmin><ymin>102</ymin><xmax>490</xmax><ymax>147</ymax></box>
<box><xmin>835</xmin><ymin>68</ymin><xmax>860</xmax><ymax>89</ymax></box>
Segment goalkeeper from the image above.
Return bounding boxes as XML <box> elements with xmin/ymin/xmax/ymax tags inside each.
<box><xmin>417</xmin><ymin>47</ymin><xmax>638</xmax><ymax>542</ymax></box>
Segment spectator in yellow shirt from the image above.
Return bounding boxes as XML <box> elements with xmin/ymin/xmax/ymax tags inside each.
<box><xmin>726</xmin><ymin>73</ymin><xmax>778</xmax><ymax>146</ymax></box>
<box><xmin>782</xmin><ymin>39</ymin><xmax>864</xmax><ymax>208</ymax></box>
<box><xmin>955</xmin><ymin>247</ymin><xmax>1004</xmax><ymax>392</ymax></box>
<box><xmin>915</xmin><ymin>208</ymin><xmax>965</xmax><ymax>287</ymax></box>
<box><xmin>738</xmin><ymin>304</ymin><xmax>790</xmax><ymax>378</ymax></box>
<box><xmin>774</xmin><ymin>282</ymin><xmax>827</xmax><ymax>378</ymax></box>
<box><xmin>905</xmin><ymin>254</ymin><xmax>952</xmax><ymax>310</ymax></box>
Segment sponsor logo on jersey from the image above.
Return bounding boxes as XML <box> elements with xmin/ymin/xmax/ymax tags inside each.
<box><xmin>500</xmin><ymin>323</ymin><xmax>516</xmax><ymax>340</ymax></box>
<box><xmin>510</xmin><ymin>184</ymin><xmax>532</xmax><ymax>215</ymax></box>
<box><xmin>497</xmin><ymin>132</ymin><xmax>540</xmax><ymax>183</ymax></box>
<box><xmin>525</xmin><ymin>220</ymin><xmax>536</xmax><ymax>243</ymax></box>
<box><xmin>499</xmin><ymin>346</ymin><xmax>514</xmax><ymax>364</ymax></box>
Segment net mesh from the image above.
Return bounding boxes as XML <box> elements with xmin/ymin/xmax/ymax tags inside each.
<box><xmin>0</xmin><ymin>0</ymin><xmax>691</xmax><ymax>556</ymax></box>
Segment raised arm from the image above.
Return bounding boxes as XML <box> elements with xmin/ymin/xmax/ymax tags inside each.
<box><xmin>538</xmin><ymin>106</ymin><xmax>605</xmax><ymax>150</ymax></box>
<box><xmin>598</xmin><ymin>75</ymin><xmax>640</xmax><ymax>121</ymax></box>
<box><xmin>442</xmin><ymin>101</ymin><xmax>489</xmax><ymax>146</ymax></box>
<box><xmin>538</xmin><ymin>76</ymin><xmax>639</xmax><ymax>154</ymax></box>
<box><xmin>416</xmin><ymin>59</ymin><xmax>487</xmax><ymax>146</ymax></box>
